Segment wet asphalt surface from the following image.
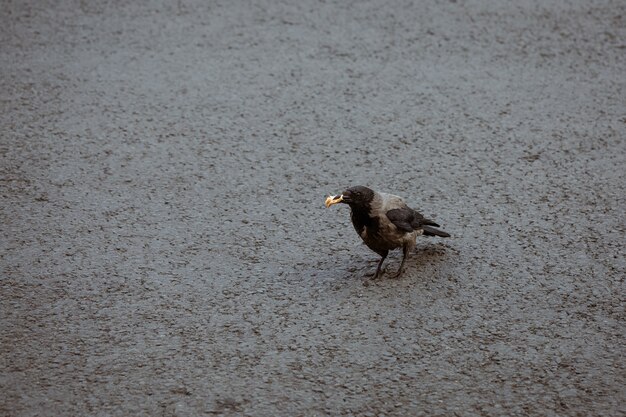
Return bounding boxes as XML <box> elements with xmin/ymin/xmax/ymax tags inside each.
<box><xmin>1</xmin><ymin>1</ymin><xmax>625</xmax><ymax>416</ymax></box>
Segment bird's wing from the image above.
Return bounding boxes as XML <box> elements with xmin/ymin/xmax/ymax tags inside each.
<box><xmin>379</xmin><ymin>192</ymin><xmax>441</xmax><ymax>232</ymax></box>
<box><xmin>387</xmin><ymin>206</ymin><xmax>441</xmax><ymax>232</ymax></box>
<box><xmin>385</xmin><ymin>208</ymin><xmax>417</xmax><ymax>233</ymax></box>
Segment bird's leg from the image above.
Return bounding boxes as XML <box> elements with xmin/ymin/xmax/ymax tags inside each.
<box><xmin>371</xmin><ymin>251</ymin><xmax>388</xmax><ymax>280</ymax></box>
<box><xmin>392</xmin><ymin>246</ymin><xmax>410</xmax><ymax>278</ymax></box>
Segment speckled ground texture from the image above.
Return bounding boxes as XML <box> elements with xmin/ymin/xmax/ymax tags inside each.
<box><xmin>1</xmin><ymin>0</ymin><xmax>625</xmax><ymax>416</ymax></box>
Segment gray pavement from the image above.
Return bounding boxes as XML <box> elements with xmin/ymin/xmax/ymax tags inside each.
<box><xmin>1</xmin><ymin>0</ymin><xmax>625</xmax><ymax>416</ymax></box>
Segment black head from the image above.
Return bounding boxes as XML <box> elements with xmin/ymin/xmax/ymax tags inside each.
<box><xmin>341</xmin><ymin>185</ymin><xmax>375</xmax><ymax>208</ymax></box>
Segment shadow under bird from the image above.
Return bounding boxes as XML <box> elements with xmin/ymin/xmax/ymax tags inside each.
<box><xmin>325</xmin><ymin>185</ymin><xmax>450</xmax><ymax>281</ymax></box>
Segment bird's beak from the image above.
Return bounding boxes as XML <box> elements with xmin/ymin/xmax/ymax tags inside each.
<box><xmin>325</xmin><ymin>194</ymin><xmax>344</xmax><ymax>208</ymax></box>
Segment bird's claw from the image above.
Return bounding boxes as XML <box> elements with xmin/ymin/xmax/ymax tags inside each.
<box><xmin>391</xmin><ymin>268</ymin><xmax>403</xmax><ymax>279</ymax></box>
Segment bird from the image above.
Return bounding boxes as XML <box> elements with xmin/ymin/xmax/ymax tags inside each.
<box><xmin>325</xmin><ymin>185</ymin><xmax>449</xmax><ymax>281</ymax></box>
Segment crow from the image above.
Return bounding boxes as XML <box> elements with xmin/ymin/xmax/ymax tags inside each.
<box><xmin>325</xmin><ymin>185</ymin><xmax>449</xmax><ymax>281</ymax></box>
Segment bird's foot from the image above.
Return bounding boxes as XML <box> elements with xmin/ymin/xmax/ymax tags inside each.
<box><xmin>364</xmin><ymin>268</ymin><xmax>384</xmax><ymax>279</ymax></box>
<box><xmin>391</xmin><ymin>268</ymin><xmax>403</xmax><ymax>279</ymax></box>
<box><xmin>363</xmin><ymin>270</ymin><xmax>383</xmax><ymax>286</ymax></box>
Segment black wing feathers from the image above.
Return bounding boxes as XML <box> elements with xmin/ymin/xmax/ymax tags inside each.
<box><xmin>422</xmin><ymin>225</ymin><xmax>451</xmax><ymax>237</ymax></box>
<box><xmin>386</xmin><ymin>207</ymin><xmax>442</xmax><ymax>232</ymax></box>
<box><xmin>420</xmin><ymin>218</ymin><xmax>440</xmax><ymax>228</ymax></box>
<box><xmin>386</xmin><ymin>208</ymin><xmax>417</xmax><ymax>233</ymax></box>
